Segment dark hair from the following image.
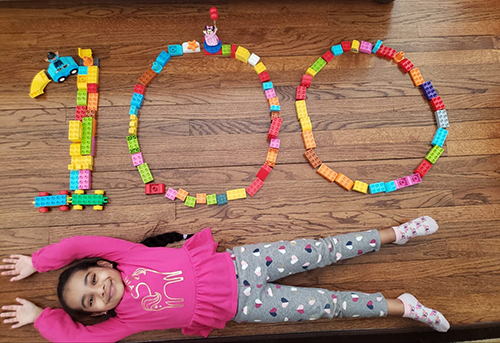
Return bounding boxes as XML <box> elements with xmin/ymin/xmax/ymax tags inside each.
<box><xmin>47</xmin><ymin>51</ymin><xmax>56</xmax><ymax>60</ymax></box>
<box><xmin>57</xmin><ymin>232</ymin><xmax>192</xmax><ymax>320</ymax></box>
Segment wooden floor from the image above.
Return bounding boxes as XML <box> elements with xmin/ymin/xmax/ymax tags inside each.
<box><xmin>0</xmin><ymin>0</ymin><xmax>499</xmax><ymax>341</ymax></box>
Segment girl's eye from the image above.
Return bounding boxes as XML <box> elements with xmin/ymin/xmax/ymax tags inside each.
<box><xmin>92</xmin><ymin>274</ymin><xmax>96</xmax><ymax>284</ymax></box>
<box><xmin>89</xmin><ymin>296</ymin><xmax>94</xmax><ymax>307</ymax></box>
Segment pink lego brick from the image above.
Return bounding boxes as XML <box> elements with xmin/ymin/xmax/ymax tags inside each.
<box><xmin>131</xmin><ymin>152</ymin><xmax>144</xmax><ymax>167</ymax></box>
<box><xmin>395</xmin><ymin>176</ymin><xmax>410</xmax><ymax>189</ymax></box>
<box><xmin>269</xmin><ymin>138</ymin><xmax>280</xmax><ymax>149</ymax></box>
<box><xmin>246</xmin><ymin>177</ymin><xmax>264</xmax><ymax>197</ymax></box>
<box><xmin>265</xmin><ymin>88</ymin><xmax>276</xmax><ymax>100</ymax></box>
<box><xmin>165</xmin><ymin>188</ymin><xmax>178</xmax><ymax>200</ymax></box>
<box><xmin>359</xmin><ymin>41</ymin><xmax>373</xmax><ymax>54</ymax></box>
<box><xmin>91</xmin><ymin>137</ymin><xmax>95</xmax><ymax>156</ymax></box>
<box><xmin>78</xmin><ymin>169</ymin><xmax>91</xmax><ymax>190</ymax></box>
<box><xmin>408</xmin><ymin>173</ymin><xmax>422</xmax><ymax>185</ymax></box>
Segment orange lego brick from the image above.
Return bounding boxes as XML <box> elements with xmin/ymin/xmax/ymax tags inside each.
<box><xmin>334</xmin><ymin>173</ymin><xmax>354</xmax><ymax>191</ymax></box>
<box><xmin>316</xmin><ymin>164</ymin><xmax>337</xmax><ymax>182</ymax></box>
<box><xmin>409</xmin><ymin>68</ymin><xmax>425</xmax><ymax>87</ymax></box>
<box><xmin>85</xmin><ymin>109</ymin><xmax>96</xmax><ymax>118</ymax></box>
<box><xmin>176</xmin><ymin>188</ymin><xmax>189</xmax><ymax>201</ymax></box>
<box><xmin>304</xmin><ymin>149</ymin><xmax>321</xmax><ymax>168</ymax></box>
<box><xmin>265</xmin><ymin>148</ymin><xmax>278</xmax><ymax>168</ymax></box>
<box><xmin>301</xmin><ymin>130</ymin><xmax>316</xmax><ymax>150</ymax></box>
<box><xmin>393</xmin><ymin>51</ymin><xmax>405</xmax><ymax>63</ymax></box>
<box><xmin>138</xmin><ymin>68</ymin><xmax>157</xmax><ymax>86</ymax></box>
<box><xmin>196</xmin><ymin>193</ymin><xmax>207</xmax><ymax>204</ymax></box>
<box><xmin>268</xmin><ymin>97</ymin><xmax>280</xmax><ymax>107</ymax></box>
<box><xmin>87</xmin><ymin>93</ymin><xmax>99</xmax><ymax>111</ymax></box>
<box><xmin>270</xmin><ymin>111</ymin><xmax>281</xmax><ymax>121</ymax></box>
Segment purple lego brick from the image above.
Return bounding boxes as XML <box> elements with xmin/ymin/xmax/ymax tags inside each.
<box><xmin>265</xmin><ymin>88</ymin><xmax>276</xmax><ymax>100</ymax></box>
<box><xmin>165</xmin><ymin>188</ymin><xmax>178</xmax><ymax>200</ymax></box>
<box><xmin>359</xmin><ymin>41</ymin><xmax>373</xmax><ymax>54</ymax></box>
<box><xmin>408</xmin><ymin>173</ymin><xmax>422</xmax><ymax>185</ymax></box>
<box><xmin>78</xmin><ymin>169</ymin><xmax>92</xmax><ymax>190</ymax></box>
<box><xmin>269</xmin><ymin>138</ymin><xmax>280</xmax><ymax>149</ymax></box>
<box><xmin>395</xmin><ymin>176</ymin><xmax>410</xmax><ymax>189</ymax></box>
<box><xmin>131</xmin><ymin>152</ymin><xmax>144</xmax><ymax>167</ymax></box>
<box><xmin>91</xmin><ymin>137</ymin><xmax>95</xmax><ymax>156</ymax></box>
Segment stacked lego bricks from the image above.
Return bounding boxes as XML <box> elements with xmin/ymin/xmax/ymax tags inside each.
<box><xmin>126</xmin><ymin>42</ymin><xmax>283</xmax><ymax>207</ymax></box>
<box><xmin>297</xmin><ymin>39</ymin><xmax>450</xmax><ymax>195</ymax></box>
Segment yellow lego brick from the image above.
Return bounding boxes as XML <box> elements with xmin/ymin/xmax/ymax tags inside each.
<box><xmin>129</xmin><ymin>127</ymin><xmax>137</xmax><ymax>135</ymax></box>
<box><xmin>68</xmin><ymin>155</ymin><xmax>93</xmax><ymax>170</ymax></box>
<box><xmin>130</xmin><ymin>114</ymin><xmax>138</xmax><ymax>123</ymax></box>
<box><xmin>87</xmin><ymin>66</ymin><xmax>99</xmax><ymax>77</ymax></box>
<box><xmin>235</xmin><ymin>46</ymin><xmax>251</xmax><ymax>63</ymax></box>
<box><xmin>254</xmin><ymin>62</ymin><xmax>267</xmax><ymax>74</ymax></box>
<box><xmin>351</xmin><ymin>40</ymin><xmax>360</xmax><ymax>53</ymax></box>
<box><xmin>352</xmin><ymin>180</ymin><xmax>368</xmax><ymax>194</ymax></box>
<box><xmin>87</xmin><ymin>93</ymin><xmax>99</xmax><ymax>111</ymax></box>
<box><xmin>300</xmin><ymin>116</ymin><xmax>312</xmax><ymax>131</ymax></box>
<box><xmin>306</xmin><ymin>67</ymin><xmax>317</xmax><ymax>77</ymax></box>
<box><xmin>77</xmin><ymin>75</ymin><xmax>87</xmax><ymax>90</ymax></box>
<box><xmin>70</xmin><ymin>143</ymin><xmax>81</xmax><ymax>156</ymax></box>
<box><xmin>295</xmin><ymin>100</ymin><xmax>308</xmax><ymax>120</ymax></box>
<box><xmin>68</xmin><ymin>121</ymin><xmax>82</xmax><ymax>143</ymax></box>
<box><xmin>78</xmin><ymin>48</ymin><xmax>93</xmax><ymax>59</ymax></box>
<box><xmin>226</xmin><ymin>188</ymin><xmax>247</xmax><ymax>201</ymax></box>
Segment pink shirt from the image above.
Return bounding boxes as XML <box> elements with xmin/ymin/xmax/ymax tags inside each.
<box><xmin>32</xmin><ymin>228</ymin><xmax>238</xmax><ymax>342</ymax></box>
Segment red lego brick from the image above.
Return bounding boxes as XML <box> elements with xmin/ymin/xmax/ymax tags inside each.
<box><xmin>75</xmin><ymin>106</ymin><xmax>87</xmax><ymax>121</ymax></box>
<box><xmin>87</xmin><ymin>83</ymin><xmax>98</xmax><ymax>93</ymax></box>
<box><xmin>414</xmin><ymin>159</ymin><xmax>432</xmax><ymax>178</ymax></box>
<box><xmin>398</xmin><ymin>58</ymin><xmax>415</xmax><ymax>73</ymax></box>
<box><xmin>322</xmin><ymin>50</ymin><xmax>334</xmax><ymax>63</ymax></box>
<box><xmin>256</xmin><ymin>163</ymin><xmax>272</xmax><ymax>181</ymax></box>
<box><xmin>430</xmin><ymin>96</ymin><xmax>445</xmax><ymax>111</ymax></box>
<box><xmin>384</xmin><ymin>47</ymin><xmax>397</xmax><ymax>59</ymax></box>
<box><xmin>145</xmin><ymin>183</ymin><xmax>166</xmax><ymax>194</ymax></box>
<box><xmin>341</xmin><ymin>41</ymin><xmax>352</xmax><ymax>52</ymax></box>
<box><xmin>134</xmin><ymin>84</ymin><xmax>146</xmax><ymax>95</ymax></box>
<box><xmin>267</xmin><ymin>117</ymin><xmax>283</xmax><ymax>140</ymax></box>
<box><xmin>259</xmin><ymin>70</ymin><xmax>271</xmax><ymax>83</ymax></box>
<box><xmin>246</xmin><ymin>177</ymin><xmax>264</xmax><ymax>197</ymax></box>
<box><xmin>231</xmin><ymin>45</ymin><xmax>237</xmax><ymax>58</ymax></box>
<box><xmin>376</xmin><ymin>45</ymin><xmax>388</xmax><ymax>57</ymax></box>
<box><xmin>296</xmin><ymin>85</ymin><xmax>307</xmax><ymax>100</ymax></box>
<box><xmin>301</xmin><ymin>74</ymin><xmax>313</xmax><ymax>88</ymax></box>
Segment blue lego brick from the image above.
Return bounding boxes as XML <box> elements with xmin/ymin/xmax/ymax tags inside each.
<box><xmin>131</xmin><ymin>93</ymin><xmax>144</xmax><ymax>109</ymax></box>
<box><xmin>156</xmin><ymin>51</ymin><xmax>171</xmax><ymax>67</ymax></box>
<box><xmin>262</xmin><ymin>81</ymin><xmax>273</xmax><ymax>91</ymax></box>
<box><xmin>216</xmin><ymin>194</ymin><xmax>228</xmax><ymax>205</ymax></box>
<box><xmin>435</xmin><ymin>110</ymin><xmax>450</xmax><ymax>128</ymax></box>
<box><xmin>369</xmin><ymin>182</ymin><xmax>385</xmax><ymax>194</ymax></box>
<box><xmin>431</xmin><ymin>127</ymin><xmax>448</xmax><ymax>147</ymax></box>
<box><xmin>34</xmin><ymin>195</ymin><xmax>68</xmax><ymax>208</ymax></box>
<box><xmin>384</xmin><ymin>181</ymin><xmax>397</xmax><ymax>193</ymax></box>
<box><xmin>152</xmin><ymin>61</ymin><xmax>163</xmax><ymax>74</ymax></box>
<box><xmin>78</xmin><ymin>66</ymin><xmax>88</xmax><ymax>75</ymax></box>
<box><xmin>129</xmin><ymin>105</ymin><xmax>138</xmax><ymax>115</ymax></box>
<box><xmin>420</xmin><ymin>81</ymin><xmax>437</xmax><ymax>101</ymax></box>
<box><xmin>70</xmin><ymin>170</ymin><xmax>80</xmax><ymax>191</ymax></box>
<box><xmin>372</xmin><ymin>40</ymin><xmax>383</xmax><ymax>53</ymax></box>
<box><xmin>168</xmin><ymin>44</ymin><xmax>183</xmax><ymax>56</ymax></box>
<box><xmin>331</xmin><ymin>44</ymin><xmax>343</xmax><ymax>56</ymax></box>
<box><xmin>270</xmin><ymin>105</ymin><xmax>281</xmax><ymax>112</ymax></box>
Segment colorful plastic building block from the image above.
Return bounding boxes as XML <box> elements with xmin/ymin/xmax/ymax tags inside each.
<box><xmin>75</xmin><ymin>106</ymin><xmax>86</xmax><ymax>121</ymax></box>
<box><xmin>137</xmin><ymin>163</ymin><xmax>153</xmax><ymax>183</ymax></box>
<box><xmin>246</xmin><ymin>178</ymin><xmax>264</xmax><ymax>197</ymax></box>
<box><xmin>376</xmin><ymin>45</ymin><xmax>389</xmax><ymax>57</ymax></box>
<box><xmin>322</xmin><ymin>50</ymin><xmax>334</xmax><ymax>63</ymax></box>
<box><xmin>68</xmin><ymin>155</ymin><xmax>93</xmax><ymax>170</ymax></box>
<box><xmin>206</xmin><ymin>194</ymin><xmax>217</xmax><ymax>205</ymax></box>
<box><xmin>372</xmin><ymin>40</ymin><xmax>382</xmax><ymax>53</ymax></box>
<box><xmin>254</xmin><ymin>62</ymin><xmax>267</xmax><ymax>74</ymax></box>
<box><xmin>129</xmin><ymin>105</ymin><xmax>138</xmax><ymax>115</ymax></box>
<box><xmin>341</xmin><ymin>41</ymin><xmax>351</xmax><ymax>52</ymax></box>
<box><xmin>247</xmin><ymin>53</ymin><xmax>260</xmax><ymax>66</ymax></box>
<box><xmin>156</xmin><ymin>51</ymin><xmax>171</xmax><ymax>66</ymax></box>
<box><xmin>226</xmin><ymin>188</ymin><xmax>246</xmax><ymax>201</ymax></box>
<box><xmin>395</xmin><ymin>176</ymin><xmax>410</xmax><ymax>189</ymax></box>
<box><xmin>168</xmin><ymin>45</ymin><xmax>183</xmax><ymax>56</ymax></box>
<box><xmin>300</xmin><ymin>116</ymin><xmax>312</xmax><ymax>131</ymax></box>
<box><xmin>165</xmin><ymin>188</ymin><xmax>178</xmax><ymax>200</ymax></box>
<box><xmin>176</xmin><ymin>188</ymin><xmax>189</xmax><ymax>201</ymax></box>
<box><xmin>138</xmin><ymin>68</ymin><xmax>157</xmax><ymax>86</ymax></box>
<box><xmin>431</xmin><ymin>127</ymin><xmax>448</xmax><ymax>147</ymax></box>
<box><xmin>270</xmin><ymin>111</ymin><xmax>281</xmax><ymax>121</ymax></box>
<box><xmin>393</xmin><ymin>51</ymin><xmax>405</xmax><ymax>63</ymax></box>
<box><xmin>70</xmin><ymin>143</ymin><xmax>81</xmax><ymax>156</ymax></box>
<box><xmin>409</xmin><ymin>68</ymin><xmax>424</xmax><ymax>87</ymax></box>
<box><xmin>257</xmin><ymin>163</ymin><xmax>272</xmax><ymax>181</ymax></box>
<box><xmin>131</xmin><ymin>152</ymin><xmax>144</xmax><ymax>167</ymax></box>
<box><xmin>408</xmin><ymin>173</ymin><xmax>422</xmax><ymax>185</ymax></box>
<box><xmin>265</xmin><ymin>88</ymin><xmax>276</xmax><ymax>100</ymax></box>
<box><xmin>306</xmin><ymin>67</ymin><xmax>317</xmax><ymax>77</ymax></box>
<box><xmin>87</xmin><ymin>92</ymin><xmax>99</xmax><ymax>111</ymax></box>
<box><xmin>350</xmin><ymin>40</ymin><xmax>360</xmax><ymax>53</ymax></box>
<box><xmin>268</xmin><ymin>117</ymin><xmax>283</xmax><ymax>139</ymax></box>
<box><xmin>317</xmin><ymin>164</ymin><xmax>338</xmax><ymax>182</ymax></box>
<box><xmin>76</xmin><ymin>90</ymin><xmax>87</xmax><ymax>106</ymax></box>
<box><xmin>269</xmin><ymin>138</ymin><xmax>280</xmax><ymax>149</ymax></box>
<box><xmin>414</xmin><ymin>159</ymin><xmax>432</xmax><ymax>178</ymax></box>
<box><xmin>127</xmin><ymin>135</ymin><xmax>140</xmax><ymax>154</ymax></box>
<box><xmin>81</xmin><ymin>117</ymin><xmax>93</xmax><ymax>155</ymax></box>
<box><xmin>335</xmin><ymin>173</ymin><xmax>354</xmax><ymax>191</ymax></box>
<box><xmin>131</xmin><ymin>93</ymin><xmax>144</xmax><ymax>109</ymax></box>
<box><xmin>296</xmin><ymin>85</ymin><xmax>307</xmax><ymax>100</ymax></box>
<box><xmin>77</xmin><ymin>75</ymin><xmax>87</xmax><ymax>90</ymax></box>
<box><xmin>398</xmin><ymin>58</ymin><xmax>414</xmax><ymax>73</ymax></box>
<box><xmin>68</xmin><ymin>121</ymin><xmax>83</xmax><ymax>143</ymax></box>
<box><xmin>352</xmin><ymin>180</ymin><xmax>368</xmax><ymax>194</ymax></box>
<box><xmin>33</xmin><ymin>191</ymin><xmax>70</xmax><ymax>212</ymax></box>
<box><xmin>420</xmin><ymin>81</ymin><xmax>437</xmax><ymax>100</ymax></box>
<box><xmin>230</xmin><ymin>45</ymin><xmax>237</xmax><ymax>58</ymax></box>
<box><xmin>435</xmin><ymin>109</ymin><xmax>450</xmax><ymax>128</ymax></box>
<box><xmin>70</xmin><ymin>170</ymin><xmax>80</xmax><ymax>191</ymax></box>
<box><xmin>262</xmin><ymin>81</ymin><xmax>273</xmax><ymax>91</ymax></box>
<box><xmin>134</xmin><ymin>84</ymin><xmax>145</xmax><ymax>95</ymax></box>
<box><xmin>303</xmin><ymin>149</ymin><xmax>321</xmax><ymax>168</ymax></box>
<box><xmin>301</xmin><ymin>74</ymin><xmax>313</xmax><ymax>88</ymax></box>
<box><xmin>235</xmin><ymin>46</ymin><xmax>251</xmax><ymax>63</ymax></box>
<box><xmin>265</xmin><ymin>148</ymin><xmax>278</xmax><ymax>168</ymax></box>
<box><xmin>79</xmin><ymin>169</ymin><xmax>91</xmax><ymax>190</ymax></box>
<box><xmin>268</xmin><ymin>97</ymin><xmax>280</xmax><ymax>108</ymax></box>
<box><xmin>185</xmin><ymin>196</ymin><xmax>196</xmax><ymax>208</ymax></box>
<box><xmin>369</xmin><ymin>182</ymin><xmax>385</xmax><ymax>194</ymax></box>
<box><xmin>311</xmin><ymin>57</ymin><xmax>327</xmax><ymax>73</ymax></box>
<box><xmin>301</xmin><ymin>130</ymin><xmax>316</xmax><ymax>150</ymax></box>
<box><xmin>70</xmin><ymin>190</ymin><xmax>108</xmax><ymax>210</ymax></box>
<box><xmin>182</xmin><ymin>41</ymin><xmax>200</xmax><ymax>54</ymax></box>
<box><xmin>222</xmin><ymin>44</ymin><xmax>231</xmax><ymax>56</ymax></box>
<box><xmin>425</xmin><ymin>145</ymin><xmax>444</xmax><ymax>164</ymax></box>
<box><xmin>295</xmin><ymin>100</ymin><xmax>308</xmax><ymax>120</ymax></box>
<box><xmin>269</xmin><ymin>104</ymin><xmax>280</xmax><ymax>112</ymax></box>
<box><xmin>430</xmin><ymin>96</ymin><xmax>445</xmax><ymax>111</ymax></box>
<box><xmin>78</xmin><ymin>66</ymin><xmax>88</xmax><ymax>75</ymax></box>
<box><xmin>384</xmin><ymin>181</ymin><xmax>397</xmax><ymax>193</ymax></box>
<box><xmin>145</xmin><ymin>183</ymin><xmax>165</xmax><ymax>194</ymax></box>
<box><xmin>359</xmin><ymin>41</ymin><xmax>373</xmax><ymax>54</ymax></box>
<box><xmin>259</xmin><ymin>70</ymin><xmax>270</xmax><ymax>83</ymax></box>
<box><xmin>384</xmin><ymin>47</ymin><xmax>397</xmax><ymax>59</ymax></box>
<box><xmin>216</xmin><ymin>194</ymin><xmax>228</xmax><ymax>205</ymax></box>
<box><xmin>196</xmin><ymin>193</ymin><xmax>207</xmax><ymax>204</ymax></box>
<box><xmin>331</xmin><ymin>44</ymin><xmax>343</xmax><ymax>56</ymax></box>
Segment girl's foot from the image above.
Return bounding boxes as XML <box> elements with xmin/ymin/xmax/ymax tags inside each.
<box><xmin>398</xmin><ymin>293</ymin><xmax>450</xmax><ymax>332</ymax></box>
<box><xmin>392</xmin><ymin>216</ymin><xmax>438</xmax><ymax>245</ymax></box>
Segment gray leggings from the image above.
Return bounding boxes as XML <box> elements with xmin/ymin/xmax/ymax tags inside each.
<box><xmin>228</xmin><ymin>229</ymin><xmax>388</xmax><ymax>323</ymax></box>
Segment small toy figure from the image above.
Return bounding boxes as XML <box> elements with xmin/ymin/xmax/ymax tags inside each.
<box><xmin>203</xmin><ymin>7</ymin><xmax>222</xmax><ymax>54</ymax></box>
<box><xmin>203</xmin><ymin>25</ymin><xmax>219</xmax><ymax>46</ymax></box>
<box><xmin>44</xmin><ymin>51</ymin><xmax>62</xmax><ymax>68</ymax></box>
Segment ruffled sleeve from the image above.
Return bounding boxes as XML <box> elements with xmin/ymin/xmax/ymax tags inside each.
<box><xmin>181</xmin><ymin>228</ymin><xmax>238</xmax><ymax>337</ymax></box>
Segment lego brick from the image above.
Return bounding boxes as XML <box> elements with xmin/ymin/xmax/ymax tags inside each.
<box><xmin>78</xmin><ymin>169</ymin><xmax>91</xmax><ymax>190</ymax></box>
<box><xmin>306</xmin><ymin>67</ymin><xmax>317</xmax><ymax>77</ymax></box>
<box><xmin>296</xmin><ymin>85</ymin><xmax>307</xmax><ymax>101</ymax></box>
<box><xmin>176</xmin><ymin>188</ymin><xmax>188</xmax><ymax>201</ymax></box>
<box><xmin>246</xmin><ymin>178</ymin><xmax>264</xmax><ymax>197</ymax></box>
<box><xmin>301</xmin><ymin>130</ymin><xmax>316</xmax><ymax>150</ymax></box>
<box><xmin>196</xmin><ymin>193</ymin><xmax>207</xmax><ymax>204</ymax></box>
<box><xmin>182</xmin><ymin>40</ymin><xmax>200</xmax><ymax>54</ymax></box>
<box><xmin>257</xmin><ymin>163</ymin><xmax>273</xmax><ymax>181</ymax></box>
<box><xmin>81</xmin><ymin>117</ymin><xmax>93</xmax><ymax>155</ymax></box>
<box><xmin>295</xmin><ymin>100</ymin><xmax>308</xmax><ymax>120</ymax></box>
<box><xmin>91</xmin><ymin>137</ymin><xmax>95</xmax><ymax>156</ymax></box>
<box><xmin>34</xmin><ymin>195</ymin><xmax>68</xmax><ymax>208</ymax></box>
<box><xmin>77</xmin><ymin>75</ymin><xmax>87</xmax><ymax>90</ymax></box>
<box><xmin>384</xmin><ymin>181</ymin><xmax>397</xmax><ymax>193</ymax></box>
<box><xmin>254</xmin><ymin>62</ymin><xmax>267</xmax><ymax>74</ymax></box>
<box><xmin>185</xmin><ymin>196</ymin><xmax>196</xmax><ymax>208</ymax></box>
<box><xmin>268</xmin><ymin>97</ymin><xmax>280</xmax><ymax>108</ymax></box>
<box><xmin>206</xmin><ymin>194</ymin><xmax>217</xmax><ymax>205</ymax></box>
<box><xmin>376</xmin><ymin>45</ymin><xmax>388</xmax><ymax>57</ymax></box>
<box><xmin>409</xmin><ymin>68</ymin><xmax>424</xmax><ymax>87</ymax></box>
<box><xmin>262</xmin><ymin>81</ymin><xmax>273</xmax><ymax>91</ymax></box>
<box><xmin>226</xmin><ymin>188</ymin><xmax>246</xmax><ymax>201</ymax></box>
<box><xmin>165</xmin><ymin>188</ymin><xmax>178</xmax><ymax>200</ymax></box>
<box><xmin>68</xmin><ymin>155</ymin><xmax>93</xmax><ymax>170</ymax></box>
<box><xmin>395</xmin><ymin>176</ymin><xmax>411</xmax><ymax>189</ymax></box>
<box><xmin>235</xmin><ymin>46</ymin><xmax>251</xmax><ymax>63</ymax></box>
<box><xmin>258</xmin><ymin>70</ymin><xmax>270</xmax><ymax>83</ymax></box>
<box><xmin>408</xmin><ymin>173</ymin><xmax>422</xmax><ymax>185</ymax></box>
<box><xmin>300</xmin><ymin>116</ymin><xmax>312</xmax><ymax>131</ymax></box>
<box><xmin>70</xmin><ymin>143</ymin><xmax>81</xmax><ymax>156</ymax></box>
<box><xmin>270</xmin><ymin>111</ymin><xmax>281</xmax><ymax>121</ymax></box>
<box><xmin>85</xmin><ymin>109</ymin><xmax>97</xmax><ymax>118</ymax></box>
<box><xmin>414</xmin><ymin>159</ymin><xmax>432</xmax><ymax>178</ymax></box>
<box><xmin>311</xmin><ymin>57</ymin><xmax>327</xmax><ymax>73</ymax></box>
<box><xmin>352</xmin><ymin>180</ymin><xmax>368</xmax><ymax>194</ymax></box>
<box><xmin>304</xmin><ymin>149</ymin><xmax>321</xmax><ymax>168</ymax></box>
<box><xmin>322</xmin><ymin>50</ymin><xmax>334</xmax><ymax>63</ymax></box>
<box><xmin>87</xmin><ymin>93</ymin><xmax>99</xmax><ymax>112</ymax></box>
<box><xmin>138</xmin><ymin>68</ymin><xmax>157</xmax><ymax>86</ymax></box>
<box><xmin>131</xmin><ymin>93</ymin><xmax>144</xmax><ymax>109</ymax></box>
<box><xmin>268</xmin><ymin>117</ymin><xmax>283</xmax><ymax>139</ymax></box>
<box><xmin>269</xmin><ymin>138</ymin><xmax>280</xmax><ymax>150</ymax></box>
<box><xmin>145</xmin><ymin>183</ymin><xmax>165</xmax><ymax>194</ymax></box>
<box><xmin>265</xmin><ymin>88</ymin><xmax>276</xmax><ymax>100</ymax></box>
<box><xmin>127</xmin><ymin>135</ymin><xmax>140</xmax><ymax>154</ymax></box>
<box><xmin>270</xmin><ymin>105</ymin><xmax>280</xmax><ymax>112</ymax></box>
<box><xmin>71</xmin><ymin>193</ymin><xmax>106</xmax><ymax>206</ymax></box>
<box><xmin>216</xmin><ymin>194</ymin><xmax>228</xmax><ymax>205</ymax></box>
<box><xmin>341</xmin><ymin>41</ymin><xmax>352</xmax><ymax>52</ymax></box>
<box><xmin>359</xmin><ymin>40</ymin><xmax>373</xmax><ymax>54</ymax></box>
<box><xmin>68</xmin><ymin>121</ymin><xmax>83</xmax><ymax>143</ymax></box>
<box><xmin>265</xmin><ymin>148</ymin><xmax>278</xmax><ymax>168</ymax></box>
<box><xmin>369</xmin><ymin>182</ymin><xmax>385</xmax><ymax>194</ymax></box>
<box><xmin>137</xmin><ymin>163</ymin><xmax>153</xmax><ymax>183</ymax></box>
<box><xmin>398</xmin><ymin>58</ymin><xmax>414</xmax><ymax>73</ymax></box>
<box><xmin>131</xmin><ymin>152</ymin><xmax>144</xmax><ymax>167</ymax></box>
<box><xmin>78</xmin><ymin>66</ymin><xmax>88</xmax><ymax>75</ymax></box>
<box><xmin>301</xmin><ymin>74</ymin><xmax>313</xmax><ymax>88</ymax></box>
<box><xmin>431</xmin><ymin>127</ymin><xmax>448</xmax><ymax>147</ymax></box>
<box><xmin>76</xmin><ymin>90</ymin><xmax>87</xmax><ymax>106</ymax></box>
<box><xmin>70</xmin><ymin>170</ymin><xmax>80</xmax><ymax>191</ymax></box>
<box><xmin>75</xmin><ymin>106</ymin><xmax>87</xmax><ymax>121</ymax></box>
<box><xmin>372</xmin><ymin>40</ymin><xmax>382</xmax><ymax>53</ymax></box>
<box><xmin>222</xmin><ymin>44</ymin><xmax>232</xmax><ymax>56</ymax></box>
<box><xmin>134</xmin><ymin>84</ymin><xmax>145</xmax><ymax>95</ymax></box>
<box><xmin>168</xmin><ymin>44</ymin><xmax>183</xmax><ymax>56</ymax></box>
<box><xmin>152</xmin><ymin>61</ymin><xmax>163</xmax><ymax>74</ymax></box>
<box><xmin>425</xmin><ymin>145</ymin><xmax>444</xmax><ymax>164</ymax></box>
<box><xmin>435</xmin><ymin>109</ymin><xmax>450</xmax><ymax>128</ymax></box>
<box><xmin>316</xmin><ymin>164</ymin><xmax>337</xmax><ymax>182</ymax></box>
<box><xmin>430</xmin><ymin>96</ymin><xmax>445</xmax><ymax>111</ymax></box>
<box><xmin>247</xmin><ymin>53</ymin><xmax>260</xmax><ymax>67</ymax></box>
<box><xmin>331</xmin><ymin>44</ymin><xmax>343</xmax><ymax>56</ymax></box>
<box><xmin>156</xmin><ymin>50</ymin><xmax>171</xmax><ymax>66</ymax></box>
<box><xmin>86</xmin><ymin>66</ymin><xmax>99</xmax><ymax>84</ymax></box>
<box><xmin>420</xmin><ymin>81</ymin><xmax>437</xmax><ymax>101</ymax></box>
<box><xmin>334</xmin><ymin>173</ymin><xmax>354</xmax><ymax>191</ymax></box>
<box><xmin>384</xmin><ymin>47</ymin><xmax>397</xmax><ymax>59</ymax></box>
<box><xmin>231</xmin><ymin>45</ymin><xmax>237</xmax><ymax>58</ymax></box>
<box><xmin>394</xmin><ymin>51</ymin><xmax>405</xmax><ymax>63</ymax></box>
<box><xmin>129</xmin><ymin>105</ymin><xmax>138</xmax><ymax>116</ymax></box>
<box><xmin>350</xmin><ymin>40</ymin><xmax>360</xmax><ymax>53</ymax></box>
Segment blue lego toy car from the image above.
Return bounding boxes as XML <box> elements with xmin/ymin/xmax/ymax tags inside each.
<box><xmin>47</xmin><ymin>55</ymin><xmax>79</xmax><ymax>83</ymax></box>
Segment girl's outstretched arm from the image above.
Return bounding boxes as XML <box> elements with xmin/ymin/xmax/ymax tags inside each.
<box><xmin>0</xmin><ymin>255</ymin><xmax>37</xmax><ymax>281</ymax></box>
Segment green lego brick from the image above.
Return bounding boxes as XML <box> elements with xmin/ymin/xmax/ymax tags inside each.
<box><xmin>185</xmin><ymin>196</ymin><xmax>196</xmax><ymax>208</ymax></box>
<box><xmin>77</xmin><ymin>90</ymin><xmax>88</xmax><ymax>106</ymax></box>
<box><xmin>127</xmin><ymin>135</ymin><xmax>140</xmax><ymax>154</ymax></box>
<box><xmin>71</xmin><ymin>194</ymin><xmax>105</xmax><ymax>205</ymax></box>
<box><xmin>222</xmin><ymin>44</ymin><xmax>231</xmax><ymax>56</ymax></box>
<box><xmin>425</xmin><ymin>145</ymin><xmax>444</xmax><ymax>164</ymax></box>
<box><xmin>137</xmin><ymin>163</ymin><xmax>153</xmax><ymax>183</ymax></box>
<box><xmin>81</xmin><ymin>117</ymin><xmax>93</xmax><ymax>155</ymax></box>
<box><xmin>311</xmin><ymin>57</ymin><xmax>327</xmax><ymax>73</ymax></box>
<box><xmin>206</xmin><ymin>194</ymin><xmax>217</xmax><ymax>205</ymax></box>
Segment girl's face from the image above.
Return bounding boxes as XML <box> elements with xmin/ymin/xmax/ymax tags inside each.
<box><xmin>64</xmin><ymin>263</ymin><xmax>125</xmax><ymax>314</ymax></box>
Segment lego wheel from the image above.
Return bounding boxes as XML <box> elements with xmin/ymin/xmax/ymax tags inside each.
<box><xmin>38</xmin><ymin>207</ymin><xmax>49</xmax><ymax>213</ymax></box>
<box><xmin>59</xmin><ymin>205</ymin><xmax>69</xmax><ymax>211</ymax></box>
<box><xmin>70</xmin><ymin>68</ymin><xmax>78</xmax><ymax>75</ymax></box>
<box><xmin>39</xmin><ymin>192</ymin><xmax>49</xmax><ymax>196</ymax></box>
<box><xmin>59</xmin><ymin>190</ymin><xmax>70</xmax><ymax>195</ymax></box>
<box><xmin>93</xmin><ymin>205</ymin><xmax>103</xmax><ymax>211</ymax></box>
<box><xmin>75</xmin><ymin>190</ymin><xmax>85</xmax><ymax>195</ymax></box>
<box><xmin>95</xmin><ymin>190</ymin><xmax>104</xmax><ymax>195</ymax></box>
<box><xmin>73</xmin><ymin>205</ymin><xmax>83</xmax><ymax>210</ymax></box>
<box><xmin>58</xmin><ymin>76</ymin><xmax>66</xmax><ymax>83</ymax></box>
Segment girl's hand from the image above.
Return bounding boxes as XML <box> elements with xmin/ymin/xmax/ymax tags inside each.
<box><xmin>1</xmin><ymin>298</ymin><xmax>43</xmax><ymax>329</ymax></box>
<box><xmin>0</xmin><ymin>255</ymin><xmax>37</xmax><ymax>281</ymax></box>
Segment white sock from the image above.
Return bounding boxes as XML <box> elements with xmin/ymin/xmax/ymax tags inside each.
<box><xmin>398</xmin><ymin>293</ymin><xmax>450</xmax><ymax>332</ymax></box>
<box><xmin>392</xmin><ymin>216</ymin><xmax>438</xmax><ymax>245</ymax></box>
